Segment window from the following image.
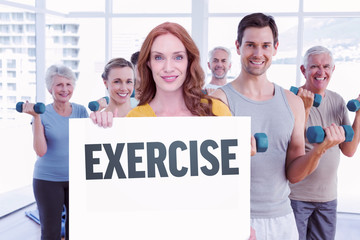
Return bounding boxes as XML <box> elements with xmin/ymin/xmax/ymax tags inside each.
<box><xmin>11</xmin><ymin>0</ymin><xmax>35</xmax><ymax>6</ymax></box>
<box><xmin>7</xmin><ymin>71</ymin><xmax>16</xmax><ymax>78</ymax></box>
<box><xmin>304</xmin><ymin>0</ymin><xmax>360</xmax><ymax>12</ymax></box>
<box><xmin>28</xmin><ymin>59</ymin><xmax>35</xmax><ymax>69</ymax></box>
<box><xmin>64</xmin><ymin>24</ymin><xmax>79</xmax><ymax>34</ymax></box>
<box><xmin>44</xmin><ymin>16</ymin><xmax>105</xmax><ymax>105</ymax></box>
<box><xmin>12</xmin><ymin>24</ymin><xmax>24</xmax><ymax>33</ymax></box>
<box><xmin>209</xmin><ymin>0</ymin><xmax>299</xmax><ymax>13</ymax></box>
<box><xmin>63</xmin><ymin>48</ymin><xmax>79</xmax><ymax>58</ymax></box>
<box><xmin>113</xmin><ymin>0</ymin><xmax>191</xmax><ymax>13</ymax></box>
<box><xmin>7</xmin><ymin>59</ymin><xmax>16</xmax><ymax>68</ymax></box>
<box><xmin>7</xmin><ymin>96</ymin><xmax>16</xmax><ymax>104</ymax></box>
<box><xmin>63</xmin><ymin>36</ymin><xmax>79</xmax><ymax>46</ymax></box>
<box><xmin>11</xmin><ymin>12</ymin><xmax>24</xmax><ymax>21</ymax></box>
<box><xmin>25</xmin><ymin>12</ymin><xmax>35</xmax><ymax>21</ymax></box>
<box><xmin>28</xmin><ymin>48</ymin><xmax>36</xmax><ymax>57</ymax></box>
<box><xmin>52</xmin><ymin>36</ymin><xmax>60</xmax><ymax>44</ymax></box>
<box><xmin>12</xmin><ymin>36</ymin><xmax>23</xmax><ymax>45</ymax></box>
<box><xmin>0</xmin><ymin>25</ymin><xmax>10</xmax><ymax>33</ymax></box>
<box><xmin>0</xmin><ymin>5</ymin><xmax>37</xmax><ymax>196</ymax></box>
<box><xmin>7</xmin><ymin>83</ymin><xmax>16</xmax><ymax>91</ymax></box>
<box><xmin>27</xmin><ymin>36</ymin><xmax>36</xmax><ymax>45</ymax></box>
<box><xmin>111</xmin><ymin>17</ymin><xmax>191</xmax><ymax>62</ymax></box>
<box><xmin>63</xmin><ymin>60</ymin><xmax>79</xmax><ymax>70</ymax></box>
<box><xmin>0</xmin><ymin>0</ymin><xmax>359</xmax><ymax>215</ymax></box>
<box><xmin>0</xmin><ymin>36</ymin><xmax>11</xmax><ymax>45</ymax></box>
<box><xmin>0</xmin><ymin>13</ymin><xmax>10</xmax><ymax>21</ymax></box>
<box><xmin>26</xmin><ymin>24</ymin><xmax>35</xmax><ymax>33</ymax></box>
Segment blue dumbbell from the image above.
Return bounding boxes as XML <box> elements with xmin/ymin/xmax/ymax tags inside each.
<box><xmin>254</xmin><ymin>133</ymin><xmax>268</xmax><ymax>152</ymax></box>
<box><xmin>347</xmin><ymin>99</ymin><xmax>360</xmax><ymax>112</ymax></box>
<box><xmin>88</xmin><ymin>96</ymin><xmax>110</xmax><ymax>111</ymax></box>
<box><xmin>290</xmin><ymin>86</ymin><xmax>322</xmax><ymax>107</ymax></box>
<box><xmin>306</xmin><ymin>125</ymin><xmax>354</xmax><ymax>143</ymax></box>
<box><xmin>16</xmin><ymin>102</ymin><xmax>45</xmax><ymax>114</ymax></box>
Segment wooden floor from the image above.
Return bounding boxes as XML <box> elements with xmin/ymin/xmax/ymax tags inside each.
<box><xmin>1</xmin><ymin>205</ymin><xmax>360</xmax><ymax>239</ymax></box>
<box><xmin>336</xmin><ymin>212</ymin><xmax>360</xmax><ymax>239</ymax></box>
<box><xmin>0</xmin><ymin>203</ymin><xmax>41</xmax><ymax>240</ymax></box>
<box><xmin>0</xmin><ymin>185</ymin><xmax>65</xmax><ymax>240</ymax></box>
<box><xmin>0</xmin><ymin>186</ymin><xmax>359</xmax><ymax>239</ymax></box>
<box><xmin>0</xmin><ymin>185</ymin><xmax>35</xmax><ymax>218</ymax></box>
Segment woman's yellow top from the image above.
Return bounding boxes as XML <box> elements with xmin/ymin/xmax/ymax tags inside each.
<box><xmin>126</xmin><ymin>99</ymin><xmax>231</xmax><ymax>117</ymax></box>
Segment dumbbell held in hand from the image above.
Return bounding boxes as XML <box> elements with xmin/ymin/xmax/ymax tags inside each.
<box><xmin>88</xmin><ymin>96</ymin><xmax>110</xmax><ymax>111</ymax></box>
<box><xmin>306</xmin><ymin>125</ymin><xmax>354</xmax><ymax>143</ymax></box>
<box><xmin>290</xmin><ymin>86</ymin><xmax>322</xmax><ymax>107</ymax></box>
<box><xmin>254</xmin><ymin>133</ymin><xmax>268</xmax><ymax>152</ymax></box>
<box><xmin>347</xmin><ymin>99</ymin><xmax>360</xmax><ymax>112</ymax></box>
<box><xmin>16</xmin><ymin>102</ymin><xmax>45</xmax><ymax>114</ymax></box>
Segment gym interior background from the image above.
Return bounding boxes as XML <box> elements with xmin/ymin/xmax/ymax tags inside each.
<box><xmin>0</xmin><ymin>0</ymin><xmax>359</xmax><ymax>238</ymax></box>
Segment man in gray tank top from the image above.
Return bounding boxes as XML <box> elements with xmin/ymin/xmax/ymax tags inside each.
<box><xmin>212</xmin><ymin>13</ymin><xmax>346</xmax><ymax>240</ymax></box>
<box><xmin>289</xmin><ymin>46</ymin><xmax>360</xmax><ymax>240</ymax></box>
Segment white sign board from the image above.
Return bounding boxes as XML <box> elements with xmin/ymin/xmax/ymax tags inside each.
<box><xmin>69</xmin><ymin>116</ymin><xmax>251</xmax><ymax>240</ymax></box>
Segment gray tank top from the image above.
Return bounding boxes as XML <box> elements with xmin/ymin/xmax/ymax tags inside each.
<box><xmin>221</xmin><ymin>83</ymin><xmax>295</xmax><ymax>218</ymax></box>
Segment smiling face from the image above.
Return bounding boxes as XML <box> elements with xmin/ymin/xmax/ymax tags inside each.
<box><xmin>301</xmin><ymin>53</ymin><xmax>335</xmax><ymax>95</ymax></box>
<box><xmin>208</xmin><ymin>49</ymin><xmax>231</xmax><ymax>79</ymax></box>
<box><xmin>147</xmin><ymin>33</ymin><xmax>188</xmax><ymax>94</ymax></box>
<box><xmin>236</xmin><ymin>26</ymin><xmax>278</xmax><ymax>77</ymax></box>
<box><xmin>50</xmin><ymin>75</ymin><xmax>74</xmax><ymax>103</ymax></box>
<box><xmin>104</xmin><ymin>66</ymin><xmax>134</xmax><ymax>104</ymax></box>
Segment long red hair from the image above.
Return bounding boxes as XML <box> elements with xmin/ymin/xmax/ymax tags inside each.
<box><xmin>137</xmin><ymin>22</ymin><xmax>215</xmax><ymax>116</ymax></box>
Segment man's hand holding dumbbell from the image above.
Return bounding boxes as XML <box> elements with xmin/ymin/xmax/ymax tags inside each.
<box><xmin>344</xmin><ymin>94</ymin><xmax>360</xmax><ymax>156</ymax></box>
<box><xmin>290</xmin><ymin>86</ymin><xmax>322</xmax><ymax>108</ymax></box>
<box><xmin>251</xmin><ymin>133</ymin><xmax>269</xmax><ymax>156</ymax></box>
<box><xmin>347</xmin><ymin>94</ymin><xmax>360</xmax><ymax>113</ymax></box>
<box><xmin>306</xmin><ymin>123</ymin><xmax>352</xmax><ymax>153</ymax></box>
<box><xmin>290</xmin><ymin>86</ymin><xmax>322</xmax><ymax>123</ymax></box>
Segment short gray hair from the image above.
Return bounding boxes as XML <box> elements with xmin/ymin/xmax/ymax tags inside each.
<box><xmin>303</xmin><ymin>46</ymin><xmax>334</xmax><ymax>69</ymax></box>
<box><xmin>45</xmin><ymin>64</ymin><xmax>76</xmax><ymax>91</ymax></box>
<box><xmin>208</xmin><ymin>46</ymin><xmax>231</xmax><ymax>62</ymax></box>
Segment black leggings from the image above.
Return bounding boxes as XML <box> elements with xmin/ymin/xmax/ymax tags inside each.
<box><xmin>33</xmin><ymin>179</ymin><xmax>69</xmax><ymax>240</ymax></box>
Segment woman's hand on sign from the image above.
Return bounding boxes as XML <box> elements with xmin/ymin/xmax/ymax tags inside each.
<box><xmin>90</xmin><ymin>108</ymin><xmax>118</xmax><ymax>128</ymax></box>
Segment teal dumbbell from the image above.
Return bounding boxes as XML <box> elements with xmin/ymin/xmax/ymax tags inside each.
<box><xmin>16</xmin><ymin>102</ymin><xmax>45</xmax><ymax>114</ymax></box>
<box><xmin>254</xmin><ymin>133</ymin><xmax>268</xmax><ymax>152</ymax></box>
<box><xmin>306</xmin><ymin>125</ymin><xmax>354</xmax><ymax>143</ymax></box>
<box><xmin>88</xmin><ymin>96</ymin><xmax>109</xmax><ymax>111</ymax></box>
<box><xmin>290</xmin><ymin>86</ymin><xmax>322</xmax><ymax>107</ymax></box>
<box><xmin>347</xmin><ymin>99</ymin><xmax>360</xmax><ymax>112</ymax></box>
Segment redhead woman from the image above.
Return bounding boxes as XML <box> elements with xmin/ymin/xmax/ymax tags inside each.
<box><xmin>128</xmin><ymin>22</ymin><xmax>230</xmax><ymax>117</ymax></box>
<box><xmin>91</xmin><ymin>22</ymin><xmax>256</xmax><ymax>239</ymax></box>
<box><xmin>22</xmin><ymin>64</ymin><xmax>88</xmax><ymax>239</ymax></box>
<box><xmin>91</xmin><ymin>22</ymin><xmax>231</xmax><ymax>126</ymax></box>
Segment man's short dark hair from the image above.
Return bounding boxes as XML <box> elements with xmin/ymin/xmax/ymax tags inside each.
<box><xmin>237</xmin><ymin>13</ymin><xmax>278</xmax><ymax>47</ymax></box>
<box><xmin>130</xmin><ymin>51</ymin><xmax>140</xmax><ymax>66</ymax></box>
